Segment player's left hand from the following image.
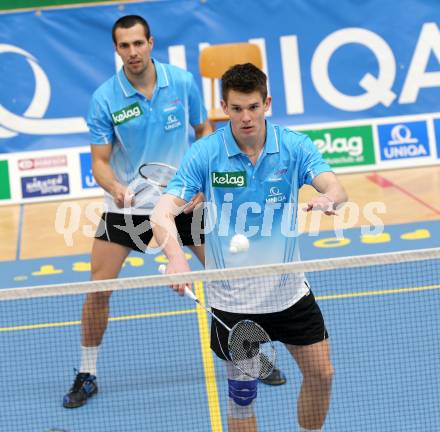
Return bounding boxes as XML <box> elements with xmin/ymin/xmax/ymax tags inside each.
<box><xmin>304</xmin><ymin>194</ymin><xmax>337</xmax><ymax>215</ymax></box>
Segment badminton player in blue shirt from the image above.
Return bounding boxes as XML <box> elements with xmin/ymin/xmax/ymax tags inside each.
<box><xmin>152</xmin><ymin>63</ymin><xmax>347</xmax><ymax>432</ymax></box>
<box><xmin>61</xmin><ymin>15</ymin><xmax>214</xmax><ymax>408</ymax></box>
<box><xmin>63</xmin><ymin>16</ymin><xmax>285</xmax><ymax>409</ymax></box>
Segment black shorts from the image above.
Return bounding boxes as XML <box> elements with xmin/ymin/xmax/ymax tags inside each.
<box><xmin>210</xmin><ymin>291</ymin><xmax>328</xmax><ymax>360</ymax></box>
<box><xmin>95</xmin><ymin>211</ymin><xmax>205</xmax><ymax>252</ymax></box>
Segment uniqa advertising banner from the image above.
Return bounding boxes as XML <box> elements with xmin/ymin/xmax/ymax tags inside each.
<box><xmin>0</xmin><ymin>0</ymin><xmax>439</xmax><ymax>203</ymax></box>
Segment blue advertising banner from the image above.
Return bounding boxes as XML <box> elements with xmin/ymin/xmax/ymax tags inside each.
<box><xmin>434</xmin><ymin>119</ymin><xmax>440</xmax><ymax>159</ymax></box>
<box><xmin>21</xmin><ymin>173</ymin><xmax>70</xmax><ymax>198</ymax></box>
<box><xmin>79</xmin><ymin>152</ymin><xmax>98</xmax><ymax>189</ymax></box>
<box><xmin>0</xmin><ymin>0</ymin><xmax>439</xmax><ymax>155</ymax></box>
<box><xmin>377</xmin><ymin>121</ymin><xmax>430</xmax><ymax>162</ymax></box>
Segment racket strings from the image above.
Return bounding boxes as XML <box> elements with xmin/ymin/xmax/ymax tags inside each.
<box><xmin>228</xmin><ymin>320</ymin><xmax>275</xmax><ymax>379</ymax></box>
<box><xmin>138</xmin><ymin>163</ymin><xmax>177</xmax><ymax>188</ymax></box>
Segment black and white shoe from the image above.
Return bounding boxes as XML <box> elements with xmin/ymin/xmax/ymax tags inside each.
<box><xmin>63</xmin><ymin>370</ymin><xmax>98</xmax><ymax>408</ymax></box>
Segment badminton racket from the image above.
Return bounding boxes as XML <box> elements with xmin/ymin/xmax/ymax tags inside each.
<box><xmin>159</xmin><ymin>265</ymin><xmax>276</xmax><ymax>379</ymax></box>
<box><xmin>135</xmin><ymin>162</ymin><xmax>178</xmax><ymax>195</ymax></box>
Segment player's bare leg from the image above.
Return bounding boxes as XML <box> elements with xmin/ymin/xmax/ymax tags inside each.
<box><xmin>82</xmin><ymin>239</ymin><xmax>130</xmax><ymax>347</ymax></box>
<box><xmin>228</xmin><ymin>416</ymin><xmax>257</xmax><ymax>432</ymax></box>
<box><xmin>286</xmin><ymin>339</ymin><xmax>333</xmax><ymax>430</ymax></box>
<box><xmin>64</xmin><ymin>239</ymin><xmax>130</xmax><ymax>408</ymax></box>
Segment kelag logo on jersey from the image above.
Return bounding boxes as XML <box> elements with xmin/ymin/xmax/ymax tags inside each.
<box><xmin>304</xmin><ymin>126</ymin><xmax>375</xmax><ymax>168</ymax></box>
<box><xmin>212</xmin><ymin>171</ymin><xmax>247</xmax><ymax>187</ymax></box>
<box><xmin>80</xmin><ymin>152</ymin><xmax>99</xmax><ymax>189</ymax></box>
<box><xmin>21</xmin><ymin>173</ymin><xmax>69</xmax><ymax>198</ymax></box>
<box><xmin>111</xmin><ymin>103</ymin><xmax>143</xmax><ymax>126</ymax></box>
<box><xmin>378</xmin><ymin>121</ymin><xmax>429</xmax><ymax>161</ymax></box>
<box><xmin>434</xmin><ymin>119</ymin><xmax>440</xmax><ymax>159</ymax></box>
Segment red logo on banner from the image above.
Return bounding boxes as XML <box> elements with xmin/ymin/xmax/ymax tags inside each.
<box><xmin>18</xmin><ymin>155</ymin><xmax>68</xmax><ymax>171</ymax></box>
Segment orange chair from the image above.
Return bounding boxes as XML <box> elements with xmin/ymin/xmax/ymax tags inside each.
<box><xmin>199</xmin><ymin>43</ymin><xmax>263</xmax><ymax>123</ymax></box>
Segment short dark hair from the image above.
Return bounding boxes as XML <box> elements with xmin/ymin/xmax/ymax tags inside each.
<box><xmin>112</xmin><ymin>15</ymin><xmax>151</xmax><ymax>44</ymax></box>
<box><xmin>221</xmin><ymin>63</ymin><xmax>268</xmax><ymax>102</ymax></box>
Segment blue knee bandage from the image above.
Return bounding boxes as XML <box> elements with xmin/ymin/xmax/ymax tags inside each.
<box><xmin>228</xmin><ymin>379</ymin><xmax>258</xmax><ymax>406</ymax></box>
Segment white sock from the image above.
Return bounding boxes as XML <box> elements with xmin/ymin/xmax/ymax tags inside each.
<box><xmin>299</xmin><ymin>427</ymin><xmax>322</xmax><ymax>432</ymax></box>
<box><xmin>80</xmin><ymin>345</ymin><xmax>100</xmax><ymax>376</ymax></box>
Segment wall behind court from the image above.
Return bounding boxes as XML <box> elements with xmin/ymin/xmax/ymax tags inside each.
<box><xmin>0</xmin><ymin>0</ymin><xmax>439</xmax><ymax>204</ymax></box>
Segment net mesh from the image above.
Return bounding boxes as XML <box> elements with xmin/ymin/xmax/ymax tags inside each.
<box><xmin>1</xmin><ymin>248</ymin><xmax>439</xmax><ymax>432</ymax></box>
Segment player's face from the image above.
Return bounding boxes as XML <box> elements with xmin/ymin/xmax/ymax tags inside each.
<box><xmin>114</xmin><ymin>24</ymin><xmax>153</xmax><ymax>77</ymax></box>
<box><xmin>221</xmin><ymin>90</ymin><xmax>271</xmax><ymax>145</ymax></box>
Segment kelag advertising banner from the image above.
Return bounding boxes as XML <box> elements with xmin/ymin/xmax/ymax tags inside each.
<box><xmin>0</xmin><ymin>0</ymin><xmax>439</xmax><ymax>203</ymax></box>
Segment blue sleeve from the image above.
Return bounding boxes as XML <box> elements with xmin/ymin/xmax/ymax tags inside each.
<box><xmin>87</xmin><ymin>91</ymin><xmax>114</xmax><ymax>145</ymax></box>
<box><xmin>187</xmin><ymin>73</ymin><xmax>207</xmax><ymax>127</ymax></box>
<box><xmin>298</xmin><ymin>135</ymin><xmax>332</xmax><ymax>187</ymax></box>
<box><xmin>165</xmin><ymin>139</ymin><xmax>207</xmax><ymax>201</ymax></box>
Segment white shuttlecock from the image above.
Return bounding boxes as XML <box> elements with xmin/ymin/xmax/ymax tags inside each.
<box><xmin>158</xmin><ymin>264</ymin><xmax>167</xmax><ymax>274</ymax></box>
<box><xmin>229</xmin><ymin>234</ymin><xmax>250</xmax><ymax>254</ymax></box>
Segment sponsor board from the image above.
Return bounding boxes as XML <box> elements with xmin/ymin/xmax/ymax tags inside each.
<box><xmin>377</xmin><ymin>121</ymin><xmax>430</xmax><ymax>161</ymax></box>
<box><xmin>21</xmin><ymin>173</ymin><xmax>70</xmax><ymax>198</ymax></box>
<box><xmin>434</xmin><ymin>119</ymin><xmax>440</xmax><ymax>159</ymax></box>
<box><xmin>17</xmin><ymin>155</ymin><xmax>68</xmax><ymax>171</ymax></box>
<box><xmin>0</xmin><ymin>160</ymin><xmax>11</xmax><ymax>200</ymax></box>
<box><xmin>80</xmin><ymin>152</ymin><xmax>99</xmax><ymax>189</ymax></box>
<box><xmin>303</xmin><ymin>125</ymin><xmax>375</xmax><ymax>168</ymax></box>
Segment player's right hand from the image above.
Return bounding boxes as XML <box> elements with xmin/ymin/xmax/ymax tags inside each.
<box><xmin>165</xmin><ymin>258</ymin><xmax>192</xmax><ymax>296</ymax></box>
<box><xmin>112</xmin><ymin>183</ymin><xmax>135</xmax><ymax>208</ymax></box>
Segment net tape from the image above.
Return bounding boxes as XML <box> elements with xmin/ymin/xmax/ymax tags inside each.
<box><xmin>1</xmin><ymin>247</ymin><xmax>439</xmax><ymax>301</ymax></box>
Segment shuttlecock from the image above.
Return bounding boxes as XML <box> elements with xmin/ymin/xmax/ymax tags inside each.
<box><xmin>158</xmin><ymin>264</ymin><xmax>167</xmax><ymax>274</ymax></box>
<box><xmin>229</xmin><ymin>234</ymin><xmax>250</xmax><ymax>254</ymax></box>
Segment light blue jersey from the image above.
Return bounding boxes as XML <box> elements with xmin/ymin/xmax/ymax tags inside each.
<box><xmin>87</xmin><ymin>59</ymin><xmax>207</xmax><ymax>214</ymax></box>
<box><xmin>166</xmin><ymin>121</ymin><xmax>332</xmax><ymax>313</ymax></box>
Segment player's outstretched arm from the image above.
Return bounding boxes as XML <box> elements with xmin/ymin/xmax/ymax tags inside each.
<box><xmin>151</xmin><ymin>193</ymin><xmax>191</xmax><ymax>294</ymax></box>
<box><xmin>305</xmin><ymin>172</ymin><xmax>348</xmax><ymax>215</ymax></box>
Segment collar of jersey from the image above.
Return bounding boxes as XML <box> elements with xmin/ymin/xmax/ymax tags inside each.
<box><xmin>117</xmin><ymin>58</ymin><xmax>169</xmax><ymax>98</ymax></box>
<box><xmin>222</xmin><ymin>121</ymin><xmax>280</xmax><ymax>158</ymax></box>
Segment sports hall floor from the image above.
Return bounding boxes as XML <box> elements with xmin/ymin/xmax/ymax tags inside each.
<box><xmin>0</xmin><ymin>166</ymin><xmax>439</xmax><ymax>431</ymax></box>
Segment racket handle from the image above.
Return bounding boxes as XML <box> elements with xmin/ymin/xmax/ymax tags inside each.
<box><xmin>185</xmin><ymin>286</ymin><xmax>232</xmax><ymax>332</ymax></box>
<box><xmin>184</xmin><ymin>286</ymin><xmax>198</xmax><ymax>302</ymax></box>
<box><xmin>159</xmin><ymin>265</ymin><xmax>198</xmax><ymax>301</ymax></box>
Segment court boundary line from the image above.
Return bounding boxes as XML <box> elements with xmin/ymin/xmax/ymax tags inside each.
<box><xmin>194</xmin><ymin>281</ymin><xmax>223</xmax><ymax>432</ymax></box>
<box><xmin>367</xmin><ymin>172</ymin><xmax>440</xmax><ymax>215</ymax></box>
<box><xmin>317</xmin><ymin>283</ymin><xmax>440</xmax><ymax>300</ymax></box>
<box><xmin>0</xmin><ymin>308</ymin><xmax>195</xmax><ymax>332</ymax></box>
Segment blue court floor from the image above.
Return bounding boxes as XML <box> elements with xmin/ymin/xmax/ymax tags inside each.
<box><xmin>0</xmin><ymin>220</ymin><xmax>439</xmax><ymax>432</ymax></box>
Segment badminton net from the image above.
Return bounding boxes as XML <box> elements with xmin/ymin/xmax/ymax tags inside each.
<box><xmin>0</xmin><ymin>247</ymin><xmax>439</xmax><ymax>432</ymax></box>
